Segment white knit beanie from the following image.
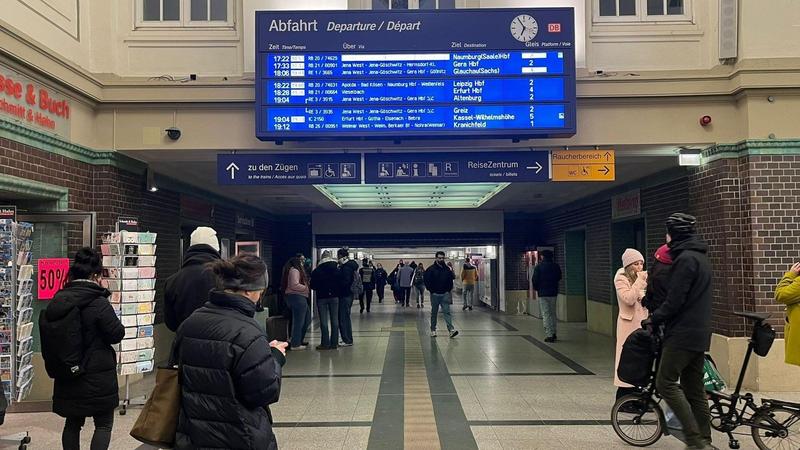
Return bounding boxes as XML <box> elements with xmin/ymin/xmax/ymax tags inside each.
<box><xmin>190</xmin><ymin>226</ymin><xmax>220</xmax><ymax>252</ymax></box>
<box><xmin>622</xmin><ymin>248</ymin><xmax>644</xmax><ymax>269</ymax></box>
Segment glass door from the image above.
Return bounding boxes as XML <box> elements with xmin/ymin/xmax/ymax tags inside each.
<box><xmin>12</xmin><ymin>212</ymin><xmax>95</xmax><ymax>411</ymax></box>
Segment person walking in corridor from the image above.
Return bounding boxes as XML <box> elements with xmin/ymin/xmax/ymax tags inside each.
<box><xmin>398</xmin><ymin>260</ymin><xmax>414</xmax><ymax>307</ymax></box>
<box><xmin>613</xmin><ymin>248</ymin><xmax>648</xmax><ymax>399</ymax></box>
<box><xmin>774</xmin><ymin>261</ymin><xmax>800</xmax><ymax>367</ymax></box>
<box><xmin>164</xmin><ymin>226</ymin><xmax>221</xmax><ymax>332</ymax></box>
<box><xmin>282</xmin><ymin>256</ymin><xmax>311</xmax><ymax>350</ymax></box>
<box><xmin>311</xmin><ymin>250</ymin><xmax>340</xmax><ymax>350</ymax></box>
<box><xmin>413</xmin><ymin>262</ymin><xmax>426</xmax><ymax>308</ymax></box>
<box><xmin>532</xmin><ymin>250</ymin><xmax>562</xmax><ymax>343</ymax></box>
<box><xmin>359</xmin><ymin>258</ymin><xmax>376</xmax><ymax>313</ymax></box>
<box><xmin>338</xmin><ymin>248</ymin><xmax>359</xmax><ymax>346</ymax></box>
<box><xmin>646</xmin><ymin>213</ymin><xmax>714</xmax><ymax>450</ymax></box>
<box><xmin>40</xmin><ymin>248</ymin><xmax>125</xmax><ymax>450</ymax></box>
<box><xmin>375</xmin><ymin>263</ymin><xmax>388</xmax><ymax>303</ymax></box>
<box><xmin>425</xmin><ymin>251</ymin><xmax>459</xmax><ymax>338</ymax></box>
<box><xmin>461</xmin><ymin>257</ymin><xmax>478</xmax><ymax>311</ymax></box>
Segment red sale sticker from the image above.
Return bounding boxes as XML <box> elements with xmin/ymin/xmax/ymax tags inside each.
<box><xmin>38</xmin><ymin>258</ymin><xmax>70</xmax><ymax>300</ymax></box>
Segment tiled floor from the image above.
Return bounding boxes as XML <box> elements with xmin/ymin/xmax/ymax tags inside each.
<box><xmin>2</xmin><ymin>300</ymin><xmax>797</xmax><ymax>449</ymax></box>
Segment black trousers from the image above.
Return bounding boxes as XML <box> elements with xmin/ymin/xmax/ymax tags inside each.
<box><xmin>376</xmin><ymin>284</ymin><xmax>385</xmax><ymax>302</ymax></box>
<box><xmin>359</xmin><ymin>289</ymin><xmax>374</xmax><ymax>311</ymax></box>
<box><xmin>63</xmin><ymin>411</ymin><xmax>114</xmax><ymax>450</ymax></box>
<box><xmin>401</xmin><ymin>287</ymin><xmax>412</xmax><ymax>305</ymax></box>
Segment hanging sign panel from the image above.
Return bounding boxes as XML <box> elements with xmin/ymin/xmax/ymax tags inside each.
<box><xmin>218</xmin><ymin>153</ymin><xmax>361</xmax><ymax>185</ymax></box>
<box><xmin>255</xmin><ymin>8</ymin><xmax>576</xmax><ymax>141</ymax></box>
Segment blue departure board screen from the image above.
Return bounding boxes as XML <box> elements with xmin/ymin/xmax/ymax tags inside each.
<box><xmin>255</xmin><ymin>9</ymin><xmax>576</xmax><ymax>141</ymax></box>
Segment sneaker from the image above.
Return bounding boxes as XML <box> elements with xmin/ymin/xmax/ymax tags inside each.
<box><xmin>449</xmin><ymin>330</ymin><xmax>459</xmax><ymax>338</ymax></box>
<box><xmin>462</xmin><ymin>305</ymin><xmax>468</xmax><ymax>311</ymax></box>
<box><xmin>302</xmin><ymin>342</ymin><xmax>309</xmax><ymax>346</ymax></box>
<box><xmin>416</xmin><ymin>303</ymin><xmax>420</xmax><ymax>308</ymax></box>
<box><xmin>468</xmin><ymin>306</ymin><xmax>473</xmax><ymax>311</ymax></box>
<box><xmin>341</xmin><ymin>342</ymin><xmax>353</xmax><ymax>347</ymax></box>
<box><xmin>292</xmin><ymin>345</ymin><xmax>307</xmax><ymax>351</ymax></box>
<box><xmin>544</xmin><ymin>336</ymin><xmax>555</xmax><ymax>343</ymax></box>
<box><xmin>430</xmin><ymin>330</ymin><xmax>437</xmax><ymax>337</ymax></box>
<box><xmin>316</xmin><ymin>345</ymin><xmax>332</xmax><ymax>351</ymax></box>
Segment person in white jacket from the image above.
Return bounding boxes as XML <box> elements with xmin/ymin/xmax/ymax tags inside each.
<box><xmin>613</xmin><ymin>248</ymin><xmax>648</xmax><ymax>400</ymax></box>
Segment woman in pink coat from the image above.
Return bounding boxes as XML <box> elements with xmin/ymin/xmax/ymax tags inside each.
<box><xmin>613</xmin><ymin>248</ymin><xmax>648</xmax><ymax>399</ymax></box>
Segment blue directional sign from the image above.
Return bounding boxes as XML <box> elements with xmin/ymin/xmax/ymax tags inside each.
<box><xmin>255</xmin><ymin>8</ymin><xmax>576</xmax><ymax>141</ymax></box>
<box><xmin>364</xmin><ymin>151</ymin><xmax>549</xmax><ymax>184</ymax></box>
<box><xmin>218</xmin><ymin>153</ymin><xmax>360</xmax><ymax>185</ymax></box>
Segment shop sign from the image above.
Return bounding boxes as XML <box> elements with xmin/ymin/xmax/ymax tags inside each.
<box><xmin>236</xmin><ymin>214</ymin><xmax>255</xmax><ymax>229</ymax></box>
<box><xmin>37</xmin><ymin>257</ymin><xmax>70</xmax><ymax>300</ymax></box>
<box><xmin>612</xmin><ymin>189</ymin><xmax>641</xmax><ymax>219</ymax></box>
<box><xmin>0</xmin><ymin>64</ymin><xmax>71</xmax><ymax>138</ymax></box>
<box><xmin>117</xmin><ymin>217</ymin><xmax>140</xmax><ymax>232</ymax></box>
<box><xmin>0</xmin><ymin>206</ymin><xmax>16</xmax><ymax>220</ymax></box>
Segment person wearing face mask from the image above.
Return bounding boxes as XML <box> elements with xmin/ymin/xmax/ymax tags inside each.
<box><xmin>613</xmin><ymin>248</ymin><xmax>648</xmax><ymax>400</ymax></box>
<box><xmin>424</xmin><ymin>251</ymin><xmax>459</xmax><ymax>338</ymax></box>
<box><xmin>175</xmin><ymin>254</ymin><xmax>287</xmax><ymax>449</ymax></box>
<box><xmin>40</xmin><ymin>247</ymin><xmax>125</xmax><ymax>450</ymax></box>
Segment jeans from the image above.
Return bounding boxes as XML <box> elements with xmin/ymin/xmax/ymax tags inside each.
<box><xmin>317</xmin><ymin>297</ymin><xmax>339</xmax><ymax>348</ymax></box>
<box><xmin>360</xmin><ymin>288</ymin><xmax>374</xmax><ymax>312</ymax></box>
<box><xmin>286</xmin><ymin>294</ymin><xmax>310</xmax><ymax>347</ymax></box>
<box><xmin>656</xmin><ymin>347</ymin><xmax>712</xmax><ymax>448</ymax></box>
<box><xmin>401</xmin><ymin>286</ymin><xmax>412</xmax><ymax>305</ymax></box>
<box><xmin>430</xmin><ymin>293</ymin><xmax>454</xmax><ymax>332</ymax></box>
<box><xmin>377</xmin><ymin>284</ymin><xmax>385</xmax><ymax>302</ymax></box>
<box><xmin>539</xmin><ymin>296</ymin><xmax>557</xmax><ymax>338</ymax></box>
<box><xmin>462</xmin><ymin>284</ymin><xmax>475</xmax><ymax>308</ymax></box>
<box><xmin>415</xmin><ymin>285</ymin><xmax>425</xmax><ymax>305</ymax></box>
<box><xmin>63</xmin><ymin>411</ymin><xmax>114</xmax><ymax>450</ymax></box>
<box><xmin>339</xmin><ymin>295</ymin><xmax>354</xmax><ymax>344</ymax></box>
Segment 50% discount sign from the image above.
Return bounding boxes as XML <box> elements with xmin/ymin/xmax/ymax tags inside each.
<box><xmin>37</xmin><ymin>258</ymin><xmax>70</xmax><ymax>300</ymax></box>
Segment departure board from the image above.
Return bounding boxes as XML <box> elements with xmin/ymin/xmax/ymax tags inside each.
<box><xmin>255</xmin><ymin>9</ymin><xmax>576</xmax><ymax>141</ymax></box>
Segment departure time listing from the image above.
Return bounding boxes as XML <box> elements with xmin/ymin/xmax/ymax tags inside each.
<box><xmin>266</xmin><ymin>105</ymin><xmax>567</xmax><ymax>132</ymax></box>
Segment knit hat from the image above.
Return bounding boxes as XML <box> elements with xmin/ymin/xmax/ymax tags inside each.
<box><xmin>190</xmin><ymin>226</ymin><xmax>219</xmax><ymax>252</ymax></box>
<box><xmin>621</xmin><ymin>248</ymin><xmax>644</xmax><ymax>268</ymax></box>
<box><xmin>654</xmin><ymin>244</ymin><xmax>673</xmax><ymax>264</ymax></box>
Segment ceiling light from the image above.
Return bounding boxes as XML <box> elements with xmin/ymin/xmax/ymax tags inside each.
<box><xmin>678</xmin><ymin>148</ymin><xmax>702</xmax><ymax>166</ymax></box>
<box><xmin>314</xmin><ymin>183</ymin><xmax>510</xmax><ymax>209</ymax></box>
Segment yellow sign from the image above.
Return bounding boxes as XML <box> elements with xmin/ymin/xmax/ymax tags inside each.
<box><xmin>551</xmin><ymin>150</ymin><xmax>615</xmax><ymax>165</ymax></box>
<box><xmin>552</xmin><ymin>163</ymin><xmax>615</xmax><ymax>182</ymax></box>
<box><xmin>551</xmin><ymin>150</ymin><xmax>615</xmax><ymax>182</ymax></box>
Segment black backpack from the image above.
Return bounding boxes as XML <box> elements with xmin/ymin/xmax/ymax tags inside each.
<box><xmin>39</xmin><ymin>301</ymin><xmax>86</xmax><ymax>380</ymax></box>
<box><xmin>617</xmin><ymin>328</ymin><xmax>658</xmax><ymax>387</ymax></box>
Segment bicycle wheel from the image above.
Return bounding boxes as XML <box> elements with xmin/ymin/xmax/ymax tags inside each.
<box><xmin>611</xmin><ymin>394</ymin><xmax>664</xmax><ymax>447</ymax></box>
<box><xmin>751</xmin><ymin>406</ymin><xmax>800</xmax><ymax>450</ymax></box>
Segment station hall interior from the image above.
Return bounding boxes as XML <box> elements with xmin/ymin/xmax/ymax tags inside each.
<box><xmin>2</xmin><ymin>0</ymin><xmax>800</xmax><ymax>449</ymax></box>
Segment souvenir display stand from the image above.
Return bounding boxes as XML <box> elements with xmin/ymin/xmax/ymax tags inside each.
<box><xmin>100</xmin><ymin>231</ymin><xmax>157</xmax><ymax>416</ymax></box>
<box><xmin>0</xmin><ymin>211</ymin><xmax>33</xmax><ymax>449</ymax></box>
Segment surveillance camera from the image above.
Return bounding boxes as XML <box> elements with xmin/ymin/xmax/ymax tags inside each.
<box><xmin>165</xmin><ymin>127</ymin><xmax>181</xmax><ymax>140</ymax></box>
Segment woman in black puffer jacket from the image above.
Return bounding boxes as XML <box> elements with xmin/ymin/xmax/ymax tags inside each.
<box><xmin>175</xmin><ymin>254</ymin><xmax>287</xmax><ymax>450</ymax></box>
<box><xmin>40</xmin><ymin>247</ymin><xmax>125</xmax><ymax>450</ymax></box>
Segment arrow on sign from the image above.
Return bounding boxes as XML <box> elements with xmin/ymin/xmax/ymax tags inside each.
<box><xmin>599</xmin><ymin>166</ymin><xmax>610</xmax><ymax>175</ymax></box>
<box><xmin>226</xmin><ymin>162</ymin><xmax>240</xmax><ymax>180</ymax></box>
<box><xmin>526</xmin><ymin>162</ymin><xmax>543</xmax><ymax>174</ymax></box>
<box><xmin>604</xmin><ymin>152</ymin><xmax>612</xmax><ymax>161</ymax></box>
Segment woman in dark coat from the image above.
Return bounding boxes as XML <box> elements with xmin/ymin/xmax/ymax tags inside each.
<box><xmin>175</xmin><ymin>254</ymin><xmax>288</xmax><ymax>450</ymax></box>
<box><xmin>374</xmin><ymin>263</ymin><xmax>388</xmax><ymax>303</ymax></box>
<box><xmin>40</xmin><ymin>247</ymin><xmax>125</xmax><ymax>450</ymax></box>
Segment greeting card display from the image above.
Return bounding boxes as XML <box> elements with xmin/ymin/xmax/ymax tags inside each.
<box><xmin>101</xmin><ymin>231</ymin><xmax>157</xmax><ymax>376</ymax></box>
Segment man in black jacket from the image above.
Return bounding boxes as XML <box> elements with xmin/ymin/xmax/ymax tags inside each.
<box><xmin>532</xmin><ymin>250</ymin><xmax>562</xmax><ymax>342</ymax></box>
<box><xmin>424</xmin><ymin>251</ymin><xmax>458</xmax><ymax>338</ymax></box>
<box><xmin>337</xmin><ymin>248</ymin><xmax>359</xmax><ymax>347</ymax></box>
<box><xmin>164</xmin><ymin>227</ymin><xmax>221</xmax><ymax>332</ymax></box>
<box><xmin>310</xmin><ymin>250</ymin><xmax>341</xmax><ymax>350</ymax></box>
<box><xmin>647</xmin><ymin>213</ymin><xmax>714</xmax><ymax>450</ymax></box>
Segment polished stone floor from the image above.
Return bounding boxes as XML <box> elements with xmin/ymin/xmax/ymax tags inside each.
<box><xmin>2</xmin><ymin>300</ymin><xmax>793</xmax><ymax>449</ymax></box>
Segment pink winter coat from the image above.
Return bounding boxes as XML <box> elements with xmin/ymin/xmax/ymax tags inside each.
<box><xmin>614</xmin><ymin>267</ymin><xmax>649</xmax><ymax>387</ymax></box>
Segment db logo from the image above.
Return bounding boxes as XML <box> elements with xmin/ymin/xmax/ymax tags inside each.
<box><xmin>548</xmin><ymin>23</ymin><xmax>561</xmax><ymax>32</ymax></box>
